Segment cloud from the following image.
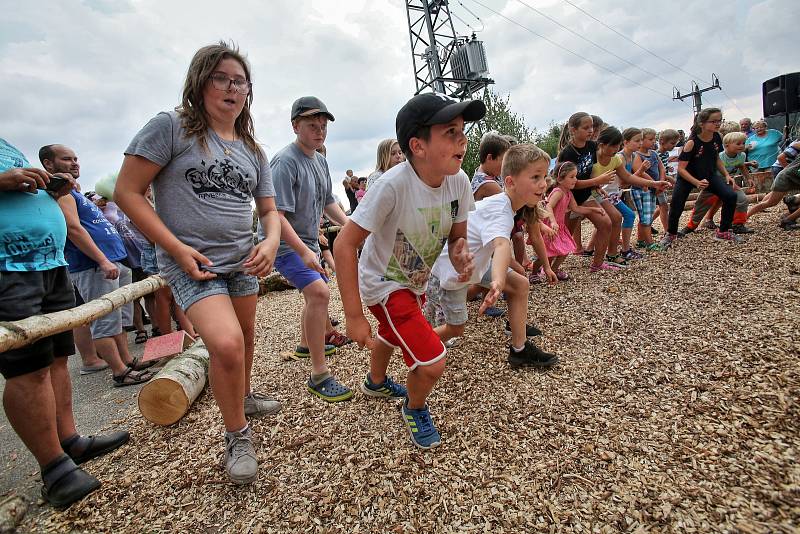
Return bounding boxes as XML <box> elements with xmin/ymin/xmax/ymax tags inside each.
<box><xmin>1</xmin><ymin>0</ymin><xmax>794</xmax><ymax>205</ymax></box>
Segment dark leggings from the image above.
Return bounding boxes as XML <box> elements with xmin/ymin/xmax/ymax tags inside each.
<box><xmin>668</xmin><ymin>172</ymin><xmax>737</xmax><ymax>234</ymax></box>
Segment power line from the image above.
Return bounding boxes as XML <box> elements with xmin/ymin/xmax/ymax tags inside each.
<box><xmin>559</xmin><ymin>0</ymin><xmax>714</xmax><ymax>87</ymax></box>
<box><xmin>512</xmin><ymin>0</ymin><xmax>689</xmax><ymax>94</ymax></box>
<box><xmin>719</xmin><ymin>88</ymin><xmax>748</xmax><ymax>117</ymax></box>
<box><xmin>451</xmin><ymin>11</ymin><xmax>476</xmax><ymax>33</ymax></box>
<box><xmin>456</xmin><ymin>0</ymin><xmax>485</xmax><ymax>32</ymax></box>
<box><xmin>465</xmin><ymin>0</ymin><xmax>675</xmax><ymax>100</ymax></box>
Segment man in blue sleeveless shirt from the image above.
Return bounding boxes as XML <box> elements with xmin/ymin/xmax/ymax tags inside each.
<box><xmin>0</xmin><ymin>139</ymin><xmax>130</xmax><ymax>509</ymax></box>
<box><xmin>40</xmin><ymin>145</ymin><xmax>154</xmax><ymax>388</ymax></box>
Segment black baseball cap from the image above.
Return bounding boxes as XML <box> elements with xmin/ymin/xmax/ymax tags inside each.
<box><xmin>396</xmin><ymin>93</ymin><xmax>486</xmax><ymax>152</ymax></box>
<box><xmin>291</xmin><ymin>96</ymin><xmax>335</xmax><ymax>122</ymax></box>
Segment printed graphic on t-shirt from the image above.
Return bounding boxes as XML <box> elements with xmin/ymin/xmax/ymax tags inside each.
<box><xmin>577</xmin><ymin>151</ymin><xmax>593</xmax><ymax>178</ymax></box>
<box><xmin>384</xmin><ymin>202</ymin><xmax>456</xmax><ymax>290</ymax></box>
<box><xmin>185</xmin><ymin>158</ymin><xmax>252</xmax><ymax>201</ymax></box>
<box><xmin>1</xmin><ymin>231</ymin><xmax>62</xmax><ymax>270</ymax></box>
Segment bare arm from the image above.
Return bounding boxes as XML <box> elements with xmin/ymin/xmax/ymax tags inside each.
<box><xmin>474</xmin><ymin>181</ymin><xmax>502</xmax><ymax>201</ymax></box>
<box><xmin>333</xmin><ymin>221</ymin><xmax>374</xmax><ymax>348</ymax></box>
<box><xmin>529</xmin><ymin>221</ymin><xmax>556</xmax><ymax>282</ymax></box>
<box><xmin>619</xmin><ymin>156</ymin><xmax>665</xmax><ymax>190</ymax></box>
<box><xmin>478</xmin><ymin>237</ymin><xmax>511</xmax><ymax>314</ymax></box>
<box><xmin>276</xmin><ymin>211</ymin><xmax>325</xmax><ymax>274</ymax></box>
<box><xmin>323</xmin><ymin>201</ymin><xmax>349</xmax><ymax>227</ymax></box>
<box><xmin>675</xmin><ymin>140</ymin><xmax>708</xmax><ymax>190</ymax></box>
<box><xmin>57</xmin><ymin>194</ymin><xmax>119</xmax><ymax>279</ymax></box>
<box><xmin>447</xmin><ymin>220</ymin><xmax>474</xmax><ymax>281</ymax></box>
<box><xmin>716</xmin><ymin>155</ymin><xmax>733</xmax><ymax>185</ymax></box>
<box><xmin>115</xmin><ymin>154</ymin><xmax>216</xmax><ymax>280</ymax></box>
<box><xmin>243</xmin><ymin>196</ymin><xmax>281</xmax><ymax>276</ymax></box>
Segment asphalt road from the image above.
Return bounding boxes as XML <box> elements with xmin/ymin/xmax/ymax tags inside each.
<box><xmin>0</xmin><ymin>330</ymin><xmax>147</xmax><ymax>503</ymax></box>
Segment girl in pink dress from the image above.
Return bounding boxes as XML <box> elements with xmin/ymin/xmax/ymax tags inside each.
<box><xmin>542</xmin><ymin>162</ymin><xmax>605</xmax><ymax>280</ymax></box>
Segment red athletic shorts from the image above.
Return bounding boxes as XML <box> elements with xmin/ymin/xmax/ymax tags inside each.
<box><xmin>368</xmin><ymin>289</ymin><xmax>446</xmax><ymax>370</ymax></box>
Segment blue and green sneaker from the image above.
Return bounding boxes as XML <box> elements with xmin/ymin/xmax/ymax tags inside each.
<box><xmin>361</xmin><ymin>373</ymin><xmax>407</xmax><ymax>400</ymax></box>
<box><xmin>401</xmin><ymin>401</ymin><xmax>441</xmax><ymax>449</ymax></box>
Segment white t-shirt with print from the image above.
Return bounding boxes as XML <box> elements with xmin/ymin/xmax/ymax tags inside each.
<box><xmin>432</xmin><ymin>192</ymin><xmax>514</xmax><ymax>290</ymax></box>
<box><xmin>350</xmin><ymin>161</ymin><xmax>473</xmax><ymax>306</ymax></box>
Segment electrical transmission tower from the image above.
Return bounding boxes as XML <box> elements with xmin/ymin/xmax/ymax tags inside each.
<box><xmin>405</xmin><ymin>0</ymin><xmax>494</xmax><ymax>100</ymax></box>
<box><xmin>673</xmin><ymin>74</ymin><xmax>721</xmax><ymax>114</ymax></box>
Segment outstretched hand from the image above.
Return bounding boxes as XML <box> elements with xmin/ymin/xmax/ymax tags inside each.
<box><xmin>479</xmin><ymin>280</ymin><xmax>503</xmax><ymax>315</ymax></box>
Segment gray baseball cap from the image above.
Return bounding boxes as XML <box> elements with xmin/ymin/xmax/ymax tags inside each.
<box><xmin>291</xmin><ymin>96</ymin><xmax>335</xmax><ymax>122</ymax></box>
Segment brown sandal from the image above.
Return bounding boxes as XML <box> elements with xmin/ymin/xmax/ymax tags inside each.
<box><xmin>113</xmin><ymin>367</ymin><xmax>154</xmax><ymax>387</ymax></box>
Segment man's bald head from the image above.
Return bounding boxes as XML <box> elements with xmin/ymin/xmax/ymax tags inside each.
<box><xmin>39</xmin><ymin>144</ymin><xmax>80</xmax><ymax>178</ymax></box>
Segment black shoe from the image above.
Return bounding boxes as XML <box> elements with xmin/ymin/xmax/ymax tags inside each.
<box><xmin>651</xmin><ymin>227</ymin><xmax>660</xmax><ymax>235</ymax></box>
<box><xmin>508</xmin><ymin>341</ymin><xmax>559</xmax><ymax>368</ymax></box>
<box><xmin>780</xmin><ymin>218</ymin><xmax>800</xmax><ymax>231</ymax></box>
<box><xmin>41</xmin><ymin>456</ymin><xmax>101</xmax><ymax>510</ymax></box>
<box><xmin>783</xmin><ymin>195</ymin><xmax>800</xmax><ymax>212</ymax></box>
<box><xmin>504</xmin><ymin>320</ymin><xmax>542</xmax><ymax>337</ymax></box>
<box><xmin>730</xmin><ymin>224</ymin><xmax>754</xmax><ymax>234</ymax></box>
<box><xmin>677</xmin><ymin>226</ymin><xmax>694</xmax><ymax>237</ymax></box>
<box><xmin>62</xmin><ymin>430</ymin><xmax>131</xmax><ymax>465</ymax></box>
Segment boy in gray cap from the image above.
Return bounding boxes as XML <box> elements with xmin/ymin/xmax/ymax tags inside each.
<box><xmin>270</xmin><ymin>96</ymin><xmax>353</xmax><ymax>402</ymax></box>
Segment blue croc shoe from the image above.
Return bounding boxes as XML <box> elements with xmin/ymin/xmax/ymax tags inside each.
<box><xmin>361</xmin><ymin>373</ymin><xmax>407</xmax><ymax>400</ymax></box>
<box><xmin>307</xmin><ymin>375</ymin><xmax>353</xmax><ymax>403</ymax></box>
<box><xmin>483</xmin><ymin>306</ymin><xmax>505</xmax><ymax>318</ymax></box>
<box><xmin>401</xmin><ymin>401</ymin><xmax>441</xmax><ymax>449</ymax></box>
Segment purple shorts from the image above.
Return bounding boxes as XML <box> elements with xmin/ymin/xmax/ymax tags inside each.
<box><xmin>275</xmin><ymin>251</ymin><xmax>328</xmax><ymax>291</ymax></box>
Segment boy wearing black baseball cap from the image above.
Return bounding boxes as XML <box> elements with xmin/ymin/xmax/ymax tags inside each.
<box><xmin>334</xmin><ymin>92</ymin><xmax>485</xmax><ymax>449</ymax></box>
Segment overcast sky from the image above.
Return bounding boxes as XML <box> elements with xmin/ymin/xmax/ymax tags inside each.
<box><xmin>1</xmin><ymin>0</ymin><xmax>794</xmax><ymax>202</ymax></box>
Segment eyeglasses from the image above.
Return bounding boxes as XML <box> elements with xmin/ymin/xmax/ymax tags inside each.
<box><xmin>209</xmin><ymin>72</ymin><xmax>252</xmax><ymax>95</ymax></box>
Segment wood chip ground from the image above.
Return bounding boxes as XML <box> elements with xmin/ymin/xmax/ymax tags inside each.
<box><xmin>21</xmin><ymin>214</ymin><xmax>800</xmax><ymax>533</ymax></box>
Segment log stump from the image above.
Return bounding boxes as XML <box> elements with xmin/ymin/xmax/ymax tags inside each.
<box><xmin>138</xmin><ymin>341</ymin><xmax>210</xmax><ymax>426</ymax></box>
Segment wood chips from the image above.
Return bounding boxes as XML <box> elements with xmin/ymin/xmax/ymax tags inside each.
<box><xmin>22</xmin><ymin>213</ymin><xmax>800</xmax><ymax>533</ymax></box>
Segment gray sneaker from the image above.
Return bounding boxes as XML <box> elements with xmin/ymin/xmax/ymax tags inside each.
<box><xmin>243</xmin><ymin>391</ymin><xmax>281</xmax><ymax>417</ymax></box>
<box><xmin>224</xmin><ymin>428</ymin><xmax>257</xmax><ymax>485</ymax></box>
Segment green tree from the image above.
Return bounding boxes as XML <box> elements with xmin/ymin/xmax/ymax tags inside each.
<box><xmin>462</xmin><ymin>90</ymin><xmax>561</xmax><ymax>178</ymax></box>
<box><xmin>462</xmin><ymin>89</ymin><xmax>536</xmax><ymax>178</ymax></box>
<box><xmin>536</xmin><ymin>121</ymin><xmax>562</xmax><ymax>158</ymax></box>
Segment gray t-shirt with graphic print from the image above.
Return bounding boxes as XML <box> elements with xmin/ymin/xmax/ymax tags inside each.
<box><xmin>124</xmin><ymin>111</ymin><xmax>274</xmax><ymax>282</ymax></box>
<box><xmin>270</xmin><ymin>142</ymin><xmax>335</xmax><ymax>257</ymax></box>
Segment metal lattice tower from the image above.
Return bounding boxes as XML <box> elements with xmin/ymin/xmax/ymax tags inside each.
<box><xmin>405</xmin><ymin>0</ymin><xmax>494</xmax><ymax>100</ymax></box>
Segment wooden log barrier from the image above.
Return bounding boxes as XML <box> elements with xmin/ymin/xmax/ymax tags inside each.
<box><xmin>138</xmin><ymin>341</ymin><xmax>210</xmax><ymax>426</ymax></box>
<box><xmin>0</xmin><ymin>275</ymin><xmax>167</xmax><ymax>353</ymax></box>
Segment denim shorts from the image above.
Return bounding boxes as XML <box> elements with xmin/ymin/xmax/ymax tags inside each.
<box><xmin>140</xmin><ymin>243</ymin><xmax>158</xmax><ymax>275</ymax></box>
<box><xmin>426</xmin><ymin>268</ymin><xmax>493</xmax><ymax>326</ymax></box>
<box><xmin>170</xmin><ymin>270</ymin><xmax>259</xmax><ymax>311</ymax></box>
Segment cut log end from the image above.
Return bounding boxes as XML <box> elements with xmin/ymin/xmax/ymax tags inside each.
<box><xmin>138</xmin><ymin>378</ymin><xmax>191</xmax><ymax>426</ymax></box>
